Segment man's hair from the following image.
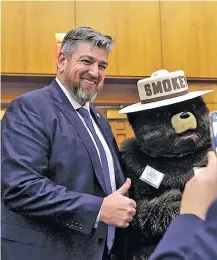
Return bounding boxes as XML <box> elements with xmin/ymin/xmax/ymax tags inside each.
<box><xmin>60</xmin><ymin>26</ymin><xmax>115</xmax><ymax>56</ymax></box>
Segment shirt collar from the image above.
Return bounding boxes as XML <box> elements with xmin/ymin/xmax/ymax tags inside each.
<box><xmin>55</xmin><ymin>77</ymin><xmax>90</xmax><ymax>112</ymax></box>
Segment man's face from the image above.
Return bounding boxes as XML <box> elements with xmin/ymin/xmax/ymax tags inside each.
<box><xmin>58</xmin><ymin>42</ymin><xmax>108</xmax><ymax>105</ymax></box>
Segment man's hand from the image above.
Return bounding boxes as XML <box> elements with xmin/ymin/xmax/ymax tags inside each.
<box><xmin>180</xmin><ymin>151</ymin><xmax>217</xmax><ymax>220</ymax></box>
<box><xmin>100</xmin><ymin>178</ymin><xmax>136</xmax><ymax>227</ymax></box>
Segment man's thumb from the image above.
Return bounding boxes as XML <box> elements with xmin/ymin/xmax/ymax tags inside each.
<box><xmin>116</xmin><ymin>178</ymin><xmax>131</xmax><ymax>195</ymax></box>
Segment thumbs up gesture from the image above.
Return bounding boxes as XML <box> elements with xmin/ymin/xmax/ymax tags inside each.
<box><xmin>100</xmin><ymin>178</ymin><xmax>137</xmax><ymax>227</ymax></box>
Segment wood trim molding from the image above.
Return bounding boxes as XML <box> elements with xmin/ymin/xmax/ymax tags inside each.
<box><xmin>2</xmin><ymin>74</ymin><xmax>217</xmax><ymax>84</ymax></box>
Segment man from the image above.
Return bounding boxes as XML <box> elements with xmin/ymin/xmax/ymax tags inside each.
<box><xmin>1</xmin><ymin>27</ymin><xmax>136</xmax><ymax>260</ymax></box>
<box><xmin>149</xmin><ymin>151</ymin><xmax>217</xmax><ymax>260</ymax></box>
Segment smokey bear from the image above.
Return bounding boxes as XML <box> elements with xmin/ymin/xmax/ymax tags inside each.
<box><xmin>119</xmin><ymin>70</ymin><xmax>213</xmax><ymax>260</ymax></box>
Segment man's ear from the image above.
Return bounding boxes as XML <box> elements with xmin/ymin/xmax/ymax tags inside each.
<box><xmin>57</xmin><ymin>51</ymin><xmax>67</xmax><ymax>73</ymax></box>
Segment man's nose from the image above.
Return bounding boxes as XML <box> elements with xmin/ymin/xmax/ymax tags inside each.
<box><xmin>88</xmin><ymin>63</ymin><xmax>99</xmax><ymax>78</ymax></box>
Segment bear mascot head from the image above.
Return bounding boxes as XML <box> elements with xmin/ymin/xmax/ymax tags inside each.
<box><xmin>119</xmin><ymin>70</ymin><xmax>213</xmax><ymax>260</ymax></box>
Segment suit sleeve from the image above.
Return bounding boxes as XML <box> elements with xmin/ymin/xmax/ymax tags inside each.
<box><xmin>149</xmin><ymin>214</ymin><xmax>205</xmax><ymax>260</ymax></box>
<box><xmin>149</xmin><ymin>200</ymin><xmax>217</xmax><ymax>260</ymax></box>
<box><xmin>187</xmin><ymin>199</ymin><xmax>217</xmax><ymax>260</ymax></box>
<box><xmin>1</xmin><ymin>97</ymin><xmax>103</xmax><ymax>235</ymax></box>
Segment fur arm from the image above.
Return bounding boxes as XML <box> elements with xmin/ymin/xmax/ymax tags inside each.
<box><xmin>132</xmin><ymin>189</ymin><xmax>182</xmax><ymax>241</ymax></box>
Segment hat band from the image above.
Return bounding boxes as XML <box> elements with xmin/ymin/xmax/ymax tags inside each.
<box><xmin>141</xmin><ymin>90</ymin><xmax>189</xmax><ymax>104</ymax></box>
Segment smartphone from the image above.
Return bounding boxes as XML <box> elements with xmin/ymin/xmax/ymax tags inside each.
<box><xmin>209</xmin><ymin>111</ymin><xmax>217</xmax><ymax>154</ymax></box>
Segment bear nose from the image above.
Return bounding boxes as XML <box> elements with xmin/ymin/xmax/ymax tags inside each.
<box><xmin>180</xmin><ymin>112</ymin><xmax>190</xmax><ymax>119</ymax></box>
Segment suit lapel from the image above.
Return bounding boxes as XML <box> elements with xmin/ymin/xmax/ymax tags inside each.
<box><xmin>49</xmin><ymin>80</ymin><xmax>107</xmax><ymax>194</ymax></box>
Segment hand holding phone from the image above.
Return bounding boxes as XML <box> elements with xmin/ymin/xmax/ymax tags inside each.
<box><xmin>209</xmin><ymin>111</ymin><xmax>217</xmax><ymax>154</ymax></box>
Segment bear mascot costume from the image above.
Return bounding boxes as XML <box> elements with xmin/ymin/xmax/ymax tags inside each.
<box><xmin>119</xmin><ymin>70</ymin><xmax>213</xmax><ymax>260</ymax></box>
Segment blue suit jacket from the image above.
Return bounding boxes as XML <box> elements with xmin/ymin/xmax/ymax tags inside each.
<box><xmin>1</xmin><ymin>80</ymin><xmax>126</xmax><ymax>260</ymax></box>
<box><xmin>149</xmin><ymin>199</ymin><xmax>217</xmax><ymax>260</ymax></box>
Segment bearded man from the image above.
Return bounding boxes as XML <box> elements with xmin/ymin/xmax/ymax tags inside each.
<box><xmin>1</xmin><ymin>27</ymin><xmax>136</xmax><ymax>260</ymax></box>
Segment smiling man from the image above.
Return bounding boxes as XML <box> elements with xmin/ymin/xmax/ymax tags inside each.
<box><xmin>1</xmin><ymin>27</ymin><xmax>136</xmax><ymax>260</ymax></box>
<box><xmin>59</xmin><ymin>40</ymin><xmax>108</xmax><ymax>105</ymax></box>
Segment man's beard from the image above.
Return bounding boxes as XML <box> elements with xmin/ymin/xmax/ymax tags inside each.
<box><xmin>63</xmin><ymin>73</ymin><xmax>98</xmax><ymax>105</ymax></box>
<box><xmin>72</xmin><ymin>84</ymin><xmax>97</xmax><ymax>105</ymax></box>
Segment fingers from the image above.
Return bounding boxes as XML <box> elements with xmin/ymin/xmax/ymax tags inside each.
<box><xmin>116</xmin><ymin>215</ymin><xmax>134</xmax><ymax>228</ymax></box>
<box><xmin>126</xmin><ymin>207</ymin><xmax>136</xmax><ymax>217</ymax></box>
<box><xmin>116</xmin><ymin>178</ymin><xmax>131</xmax><ymax>195</ymax></box>
<box><xmin>197</xmin><ymin>151</ymin><xmax>217</xmax><ymax>179</ymax></box>
<box><xmin>127</xmin><ymin>216</ymin><xmax>134</xmax><ymax>222</ymax></box>
<box><xmin>130</xmin><ymin>199</ymin><xmax>137</xmax><ymax>208</ymax></box>
<box><xmin>207</xmin><ymin>151</ymin><xmax>217</xmax><ymax>171</ymax></box>
<box><xmin>120</xmin><ymin>222</ymin><xmax>129</xmax><ymax>228</ymax></box>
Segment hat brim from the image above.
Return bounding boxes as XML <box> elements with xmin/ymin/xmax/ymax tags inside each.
<box><xmin>119</xmin><ymin>90</ymin><xmax>214</xmax><ymax>114</ymax></box>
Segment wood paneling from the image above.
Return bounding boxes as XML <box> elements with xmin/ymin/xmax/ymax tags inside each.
<box><xmin>2</xmin><ymin>1</ymin><xmax>217</xmax><ymax>78</ymax></box>
<box><xmin>1</xmin><ymin>109</ymin><xmax>7</xmax><ymax>120</ymax></box>
<box><xmin>107</xmin><ymin>110</ymin><xmax>127</xmax><ymax>119</ymax></box>
<box><xmin>75</xmin><ymin>1</ymin><xmax>162</xmax><ymax>76</ymax></box>
<box><xmin>2</xmin><ymin>1</ymin><xmax>75</xmax><ymax>74</ymax></box>
<box><xmin>161</xmin><ymin>1</ymin><xmax>217</xmax><ymax>78</ymax></box>
<box><xmin>109</xmin><ymin>120</ymin><xmax>134</xmax><ymax>147</ymax></box>
<box><xmin>189</xmin><ymin>83</ymin><xmax>217</xmax><ymax>111</ymax></box>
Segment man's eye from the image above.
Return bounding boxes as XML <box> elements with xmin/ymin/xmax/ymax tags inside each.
<box><xmin>99</xmin><ymin>65</ymin><xmax>106</xmax><ymax>70</ymax></box>
<box><xmin>82</xmin><ymin>60</ymin><xmax>91</xmax><ymax>64</ymax></box>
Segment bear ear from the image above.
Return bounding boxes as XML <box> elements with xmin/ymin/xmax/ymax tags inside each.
<box><xmin>197</xmin><ymin>96</ymin><xmax>206</xmax><ymax>105</ymax></box>
<box><xmin>190</xmin><ymin>96</ymin><xmax>206</xmax><ymax>109</ymax></box>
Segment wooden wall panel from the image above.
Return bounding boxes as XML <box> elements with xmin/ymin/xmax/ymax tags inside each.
<box><xmin>3</xmin><ymin>1</ymin><xmax>216</xmax><ymax>78</ymax></box>
<box><xmin>2</xmin><ymin>1</ymin><xmax>26</xmax><ymax>73</ymax></box>
<box><xmin>75</xmin><ymin>1</ymin><xmax>162</xmax><ymax>76</ymax></box>
<box><xmin>2</xmin><ymin>1</ymin><xmax>75</xmax><ymax>74</ymax></box>
<box><xmin>189</xmin><ymin>83</ymin><xmax>217</xmax><ymax>111</ymax></box>
<box><xmin>160</xmin><ymin>1</ymin><xmax>217</xmax><ymax>78</ymax></box>
<box><xmin>109</xmin><ymin>120</ymin><xmax>134</xmax><ymax>147</ymax></box>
